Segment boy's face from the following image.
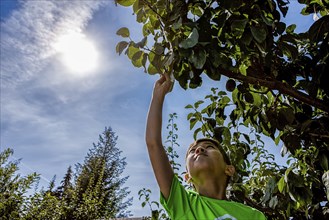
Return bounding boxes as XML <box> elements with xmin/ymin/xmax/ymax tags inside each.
<box><xmin>185</xmin><ymin>140</ymin><xmax>228</xmax><ymax>182</ymax></box>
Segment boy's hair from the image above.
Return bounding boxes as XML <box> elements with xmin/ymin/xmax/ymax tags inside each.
<box><xmin>186</xmin><ymin>138</ymin><xmax>231</xmax><ymax>165</ymax></box>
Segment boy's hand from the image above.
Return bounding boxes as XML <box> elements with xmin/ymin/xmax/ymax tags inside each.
<box><xmin>153</xmin><ymin>73</ymin><xmax>174</xmax><ymax>100</ymax></box>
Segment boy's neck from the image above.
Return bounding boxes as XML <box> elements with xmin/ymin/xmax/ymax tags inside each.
<box><xmin>194</xmin><ymin>178</ymin><xmax>227</xmax><ymax>200</ymax></box>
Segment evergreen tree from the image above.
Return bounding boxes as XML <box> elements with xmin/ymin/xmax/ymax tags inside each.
<box><xmin>55</xmin><ymin>166</ymin><xmax>74</xmax><ymax>219</ymax></box>
<box><xmin>55</xmin><ymin>166</ymin><xmax>73</xmax><ymax>199</ymax></box>
<box><xmin>73</xmin><ymin>127</ymin><xmax>132</xmax><ymax>218</ymax></box>
<box><xmin>0</xmin><ymin>148</ymin><xmax>39</xmax><ymax>219</ymax></box>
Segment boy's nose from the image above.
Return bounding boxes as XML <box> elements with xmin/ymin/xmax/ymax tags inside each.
<box><xmin>195</xmin><ymin>147</ymin><xmax>205</xmax><ymax>154</ymax></box>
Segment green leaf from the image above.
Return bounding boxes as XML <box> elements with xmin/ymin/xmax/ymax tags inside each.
<box><xmin>322</xmin><ymin>171</ymin><xmax>329</xmax><ymax>200</ymax></box>
<box><xmin>244</xmin><ymin>92</ymin><xmax>254</xmax><ymax>104</ymax></box>
<box><xmin>277</xmin><ymin>0</ymin><xmax>288</xmax><ymax>16</ymax></box>
<box><xmin>173</xmin><ymin>17</ymin><xmax>182</xmax><ymax>30</ymax></box>
<box><xmin>116</xmin><ymin>41</ymin><xmax>129</xmax><ymax>55</ymax></box>
<box><xmin>286</xmin><ymin>24</ymin><xmax>296</xmax><ymax>34</ymax></box>
<box><xmin>185</xmin><ymin>104</ymin><xmax>193</xmax><ymax>109</ymax></box>
<box><xmin>261</xmin><ymin>11</ymin><xmax>274</xmax><ymax>25</ymax></box>
<box><xmin>280</xmin><ymin>107</ymin><xmax>295</xmax><ymax>125</ymax></box>
<box><xmin>276</xmin><ymin>22</ymin><xmax>286</xmax><ymax>35</ymax></box>
<box><xmin>209</xmin><ymin>50</ymin><xmax>221</xmax><ymax>68</ymax></box>
<box><xmin>179</xmin><ymin>28</ymin><xmax>199</xmax><ymax>49</ymax></box>
<box><xmin>250</xmin><ymin>25</ymin><xmax>267</xmax><ymax>43</ymax></box>
<box><xmin>284</xmin><ymin>167</ymin><xmax>292</xmax><ymax>183</ymax></box>
<box><xmin>133</xmin><ymin>0</ymin><xmax>144</xmax><ymax>13</ymax></box>
<box><xmin>252</xmin><ymin>93</ymin><xmax>262</xmax><ymax>107</ymax></box>
<box><xmin>281</xmin><ymin>42</ymin><xmax>298</xmax><ymax>60</ymax></box>
<box><xmin>154</xmin><ymin>43</ymin><xmax>164</xmax><ymax>54</ymax></box>
<box><xmin>308</xmin><ymin>16</ymin><xmax>329</xmax><ymax>41</ymax></box>
<box><xmin>116</xmin><ymin>0</ymin><xmax>136</xmax><ymax>7</ymax></box>
<box><xmin>143</xmin><ymin>22</ymin><xmax>153</xmax><ymax>36</ymax></box>
<box><xmin>320</xmin><ymin>154</ymin><xmax>329</xmax><ymax>171</ymax></box>
<box><xmin>275</xmin><ymin>133</ymin><xmax>281</xmax><ymax>145</ymax></box>
<box><xmin>278</xmin><ymin>176</ymin><xmax>285</xmax><ymax>193</ymax></box>
<box><xmin>239</xmin><ymin>63</ymin><xmax>248</xmax><ymax>76</ymax></box>
<box><xmin>132</xmin><ymin>51</ymin><xmax>143</xmax><ymax>67</ymax></box>
<box><xmin>220</xmin><ymin>96</ymin><xmax>231</xmax><ymax>105</ymax></box>
<box><xmin>190</xmin><ymin>49</ymin><xmax>207</xmax><ymax>69</ymax></box>
<box><xmin>116</xmin><ymin>27</ymin><xmax>130</xmax><ymax>38</ymax></box>
<box><xmin>190</xmin><ymin>118</ymin><xmax>198</xmax><ymax>130</ymax></box>
<box><xmin>193</xmin><ymin>127</ymin><xmax>202</xmax><ymax>140</ymax></box>
<box><xmin>243</xmin><ymin>133</ymin><xmax>250</xmax><ymax>144</ymax></box>
<box><xmin>222</xmin><ymin>127</ymin><xmax>231</xmax><ymax>146</ymax></box>
<box><xmin>127</xmin><ymin>45</ymin><xmax>139</xmax><ymax>59</ymax></box>
<box><xmin>132</xmin><ymin>50</ymin><xmax>143</xmax><ymax>61</ymax></box>
<box><xmin>191</xmin><ymin>5</ymin><xmax>204</xmax><ymax>17</ymax></box>
<box><xmin>135</xmin><ymin>37</ymin><xmax>147</xmax><ymax>48</ymax></box>
<box><xmin>241</xmin><ymin>30</ymin><xmax>253</xmax><ymax>46</ymax></box>
<box><xmin>147</xmin><ymin>63</ymin><xmax>158</xmax><ymax>75</ymax></box>
<box><xmin>148</xmin><ymin>52</ymin><xmax>164</xmax><ymax>72</ymax></box>
<box><xmin>142</xmin><ymin>53</ymin><xmax>148</xmax><ymax>72</ymax></box>
<box><xmin>231</xmin><ymin>19</ymin><xmax>248</xmax><ymax>37</ymax></box>
<box><xmin>187</xmin><ymin>112</ymin><xmax>194</xmax><ymax>120</ymax></box>
<box><xmin>194</xmin><ymin>100</ymin><xmax>204</xmax><ymax>109</ymax></box>
<box><xmin>222</xmin><ymin>0</ymin><xmax>243</xmax><ymax>10</ymax></box>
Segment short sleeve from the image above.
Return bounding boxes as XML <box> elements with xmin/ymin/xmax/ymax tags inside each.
<box><xmin>160</xmin><ymin>175</ymin><xmax>191</xmax><ymax>219</ymax></box>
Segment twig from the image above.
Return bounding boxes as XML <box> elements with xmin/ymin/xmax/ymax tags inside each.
<box><xmin>141</xmin><ymin>0</ymin><xmax>165</xmax><ymax>22</ymax></box>
<box><xmin>308</xmin><ymin>133</ymin><xmax>329</xmax><ymax>139</ymax></box>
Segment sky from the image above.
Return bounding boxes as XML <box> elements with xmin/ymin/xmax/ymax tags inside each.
<box><xmin>0</xmin><ymin>0</ymin><xmax>313</xmax><ymax>217</ymax></box>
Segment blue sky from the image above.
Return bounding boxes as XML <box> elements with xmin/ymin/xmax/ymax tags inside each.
<box><xmin>0</xmin><ymin>0</ymin><xmax>313</xmax><ymax>217</ymax></box>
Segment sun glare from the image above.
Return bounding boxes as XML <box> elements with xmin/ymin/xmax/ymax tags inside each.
<box><xmin>54</xmin><ymin>32</ymin><xmax>99</xmax><ymax>75</ymax></box>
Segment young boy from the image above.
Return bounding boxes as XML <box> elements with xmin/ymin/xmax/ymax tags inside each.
<box><xmin>146</xmin><ymin>74</ymin><xmax>266</xmax><ymax>219</ymax></box>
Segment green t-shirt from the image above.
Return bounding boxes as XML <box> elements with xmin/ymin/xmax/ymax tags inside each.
<box><xmin>160</xmin><ymin>175</ymin><xmax>266</xmax><ymax>220</ymax></box>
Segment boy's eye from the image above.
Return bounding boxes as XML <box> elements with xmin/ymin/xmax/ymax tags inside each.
<box><xmin>206</xmin><ymin>145</ymin><xmax>215</xmax><ymax>149</ymax></box>
<box><xmin>189</xmin><ymin>148</ymin><xmax>196</xmax><ymax>153</ymax></box>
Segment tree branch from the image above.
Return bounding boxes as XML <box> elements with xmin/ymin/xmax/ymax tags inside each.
<box><xmin>308</xmin><ymin>133</ymin><xmax>329</xmax><ymax>139</ymax></box>
<box><xmin>243</xmin><ymin>196</ymin><xmax>276</xmax><ymax>216</ymax></box>
<box><xmin>219</xmin><ymin>68</ymin><xmax>329</xmax><ymax>114</ymax></box>
<box><xmin>141</xmin><ymin>0</ymin><xmax>164</xmax><ymax>21</ymax></box>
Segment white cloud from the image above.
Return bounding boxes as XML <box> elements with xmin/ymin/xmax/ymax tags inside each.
<box><xmin>0</xmin><ymin>0</ymin><xmax>108</xmax><ymax>87</ymax></box>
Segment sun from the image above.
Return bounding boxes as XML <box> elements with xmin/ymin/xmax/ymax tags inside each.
<box><xmin>54</xmin><ymin>32</ymin><xmax>99</xmax><ymax>75</ymax></box>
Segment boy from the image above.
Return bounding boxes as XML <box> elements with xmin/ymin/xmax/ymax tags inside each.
<box><xmin>146</xmin><ymin>74</ymin><xmax>266</xmax><ymax>219</ymax></box>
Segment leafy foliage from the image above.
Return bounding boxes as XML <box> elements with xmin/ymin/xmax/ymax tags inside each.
<box><xmin>185</xmin><ymin>88</ymin><xmax>329</xmax><ymax>219</ymax></box>
<box><xmin>0</xmin><ymin>148</ymin><xmax>39</xmax><ymax>220</ymax></box>
<box><xmin>0</xmin><ymin>127</ymin><xmax>132</xmax><ymax>219</ymax></box>
<box><xmin>116</xmin><ymin>0</ymin><xmax>329</xmax><ymax>219</ymax></box>
<box><xmin>116</xmin><ymin>0</ymin><xmax>329</xmax><ymax>111</ymax></box>
<box><xmin>67</xmin><ymin>127</ymin><xmax>132</xmax><ymax>219</ymax></box>
<box><xmin>138</xmin><ymin>113</ymin><xmax>183</xmax><ymax>219</ymax></box>
<box><xmin>138</xmin><ymin>188</ymin><xmax>169</xmax><ymax>220</ymax></box>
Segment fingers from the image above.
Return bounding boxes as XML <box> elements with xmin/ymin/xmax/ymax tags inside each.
<box><xmin>155</xmin><ymin>72</ymin><xmax>174</xmax><ymax>92</ymax></box>
<box><xmin>164</xmin><ymin>72</ymin><xmax>170</xmax><ymax>82</ymax></box>
<box><xmin>156</xmin><ymin>74</ymin><xmax>166</xmax><ymax>85</ymax></box>
<box><xmin>157</xmin><ymin>73</ymin><xmax>170</xmax><ymax>84</ymax></box>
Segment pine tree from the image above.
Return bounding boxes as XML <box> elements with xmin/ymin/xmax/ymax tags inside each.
<box><xmin>0</xmin><ymin>148</ymin><xmax>39</xmax><ymax>219</ymax></box>
<box><xmin>73</xmin><ymin>127</ymin><xmax>132</xmax><ymax>218</ymax></box>
<box><xmin>55</xmin><ymin>166</ymin><xmax>74</xmax><ymax>219</ymax></box>
<box><xmin>56</xmin><ymin>166</ymin><xmax>73</xmax><ymax>199</ymax></box>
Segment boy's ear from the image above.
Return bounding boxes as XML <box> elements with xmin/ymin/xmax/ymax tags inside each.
<box><xmin>225</xmin><ymin>165</ymin><xmax>235</xmax><ymax>177</ymax></box>
<box><xmin>184</xmin><ymin>173</ymin><xmax>191</xmax><ymax>183</ymax></box>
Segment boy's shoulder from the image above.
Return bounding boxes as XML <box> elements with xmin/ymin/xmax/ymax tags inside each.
<box><xmin>187</xmin><ymin>190</ymin><xmax>265</xmax><ymax>218</ymax></box>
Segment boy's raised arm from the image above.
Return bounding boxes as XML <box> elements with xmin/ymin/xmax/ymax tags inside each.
<box><xmin>145</xmin><ymin>73</ymin><xmax>174</xmax><ymax>200</ymax></box>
